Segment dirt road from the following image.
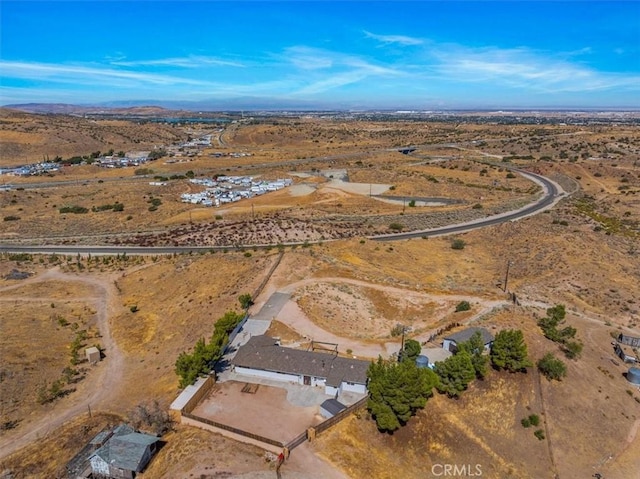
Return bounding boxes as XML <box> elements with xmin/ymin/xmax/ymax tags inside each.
<box><xmin>0</xmin><ymin>268</ymin><xmax>125</xmax><ymax>460</ymax></box>
<box><xmin>261</xmin><ymin>277</ymin><xmax>508</xmax><ymax>358</ymax></box>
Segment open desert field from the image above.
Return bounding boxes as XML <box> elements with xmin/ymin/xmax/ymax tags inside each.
<box><xmin>1</xmin><ymin>110</ymin><xmax>639</xmax><ymax>479</ymax></box>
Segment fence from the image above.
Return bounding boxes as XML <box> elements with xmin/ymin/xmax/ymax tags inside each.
<box><xmin>284</xmin><ymin>431</ymin><xmax>308</xmax><ymax>450</ymax></box>
<box><xmin>282</xmin><ymin>395</ymin><xmax>369</xmax><ymax>452</ymax></box>
<box><xmin>182</xmin><ymin>411</ymin><xmax>284</xmax><ymax>449</ymax></box>
<box><xmin>252</xmin><ymin>250</ymin><xmax>285</xmax><ymax>300</ymax></box>
<box><xmin>314</xmin><ymin>396</ymin><xmax>369</xmax><ymax>436</ymax></box>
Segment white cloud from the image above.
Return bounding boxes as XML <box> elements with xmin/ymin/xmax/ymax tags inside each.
<box><xmin>364</xmin><ymin>30</ymin><xmax>423</xmax><ymax>46</ymax></box>
<box><xmin>0</xmin><ymin>60</ymin><xmax>212</xmax><ymax>87</ymax></box>
<box><xmin>111</xmin><ymin>55</ymin><xmax>244</xmax><ymax>68</ymax></box>
<box><xmin>429</xmin><ymin>45</ymin><xmax>640</xmax><ymax>93</ymax></box>
<box><xmin>282</xmin><ymin>46</ymin><xmax>405</xmax><ymax>96</ymax></box>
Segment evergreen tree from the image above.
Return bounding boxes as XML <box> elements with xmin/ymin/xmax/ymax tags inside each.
<box><xmin>367</xmin><ymin>357</ymin><xmax>439</xmax><ymax>432</ymax></box>
<box><xmin>491</xmin><ymin>329</ymin><xmax>532</xmax><ymax>372</ymax></box>
<box><xmin>434</xmin><ymin>350</ymin><xmax>476</xmax><ymax>397</ymax></box>
<box><xmin>457</xmin><ymin>331</ymin><xmax>489</xmax><ymax>379</ymax></box>
<box><xmin>400</xmin><ymin>339</ymin><xmax>421</xmax><ymax>363</ymax></box>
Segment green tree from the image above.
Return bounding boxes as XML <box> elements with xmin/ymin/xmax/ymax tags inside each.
<box><xmin>367</xmin><ymin>357</ymin><xmax>439</xmax><ymax>432</ymax></box>
<box><xmin>538</xmin><ymin>305</ymin><xmax>577</xmax><ymax>344</ymax></box>
<box><xmin>457</xmin><ymin>331</ymin><xmax>489</xmax><ymax>379</ymax></box>
<box><xmin>238</xmin><ymin>293</ymin><xmax>254</xmax><ymax>310</ymax></box>
<box><xmin>400</xmin><ymin>339</ymin><xmax>421</xmax><ymax>363</ymax></box>
<box><xmin>434</xmin><ymin>351</ymin><xmax>476</xmax><ymax>397</ymax></box>
<box><xmin>175</xmin><ymin>310</ymin><xmax>246</xmax><ymax>388</ymax></box>
<box><xmin>537</xmin><ymin>353</ymin><xmax>567</xmax><ymax>381</ymax></box>
<box><xmin>490</xmin><ymin>329</ymin><xmax>532</xmax><ymax>372</ymax></box>
<box><xmin>455</xmin><ymin>301</ymin><xmax>471</xmax><ymax>312</ymax></box>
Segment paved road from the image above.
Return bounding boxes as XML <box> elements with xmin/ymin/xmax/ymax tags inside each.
<box><xmin>0</xmin><ymin>168</ymin><xmax>563</xmax><ymax>255</ymax></box>
<box><xmin>370</xmin><ymin>168</ymin><xmax>562</xmax><ymax>241</ymax></box>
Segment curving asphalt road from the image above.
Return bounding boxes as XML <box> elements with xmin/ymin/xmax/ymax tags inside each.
<box><xmin>370</xmin><ymin>168</ymin><xmax>562</xmax><ymax>241</ymax></box>
<box><xmin>0</xmin><ymin>169</ymin><xmax>563</xmax><ymax>256</ymax></box>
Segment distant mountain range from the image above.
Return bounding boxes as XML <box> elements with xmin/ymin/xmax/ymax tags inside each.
<box><xmin>4</xmin><ymin>100</ymin><xmax>639</xmax><ymax>116</ymax></box>
<box><xmin>2</xmin><ymin>96</ymin><xmax>340</xmax><ymax>115</ymax></box>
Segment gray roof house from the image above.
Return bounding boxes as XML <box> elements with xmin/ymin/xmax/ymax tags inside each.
<box><xmin>89</xmin><ymin>424</ymin><xmax>159</xmax><ymax>479</ymax></box>
<box><xmin>232</xmin><ymin>335</ymin><xmax>370</xmax><ymax>396</ymax></box>
<box><xmin>442</xmin><ymin>327</ymin><xmax>494</xmax><ymax>353</ymax></box>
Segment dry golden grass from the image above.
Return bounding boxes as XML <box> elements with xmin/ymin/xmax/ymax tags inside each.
<box><xmin>315</xmin><ymin>307</ymin><xmax>640</xmax><ymax>479</ymax></box>
<box><xmin>0</xmin><ymin>280</ymin><xmax>99</xmax><ymax>430</ymax></box>
<box><xmin>139</xmin><ymin>425</ymin><xmax>269</xmax><ymax>478</ymax></box>
<box><xmin>105</xmin><ymin>251</ymin><xmax>279</xmax><ymax>407</ymax></box>
<box><xmin>0</xmin><ymin>108</ymin><xmax>187</xmax><ymax>165</ymax></box>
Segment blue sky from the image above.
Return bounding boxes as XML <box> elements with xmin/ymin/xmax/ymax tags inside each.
<box><xmin>1</xmin><ymin>1</ymin><xmax>639</xmax><ymax>109</ymax></box>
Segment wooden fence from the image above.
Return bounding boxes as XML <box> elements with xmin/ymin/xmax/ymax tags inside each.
<box><xmin>182</xmin><ymin>411</ymin><xmax>284</xmax><ymax>449</ymax></box>
<box><xmin>283</xmin><ymin>395</ymin><xmax>369</xmax><ymax>452</ymax></box>
<box><xmin>313</xmin><ymin>396</ymin><xmax>368</xmax><ymax>436</ymax></box>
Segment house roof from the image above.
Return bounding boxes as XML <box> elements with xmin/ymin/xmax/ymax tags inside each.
<box><xmin>232</xmin><ymin>335</ymin><xmax>369</xmax><ymax>386</ymax></box>
<box><xmin>90</xmin><ymin>424</ymin><xmax>158</xmax><ymax>473</ymax></box>
<box><xmin>320</xmin><ymin>399</ymin><xmax>347</xmax><ymax>416</ymax></box>
<box><xmin>444</xmin><ymin>327</ymin><xmax>494</xmax><ymax>345</ymax></box>
<box><xmin>421</xmin><ymin>347</ymin><xmax>453</xmax><ymax>364</ymax></box>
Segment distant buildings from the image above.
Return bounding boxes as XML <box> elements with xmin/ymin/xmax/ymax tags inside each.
<box><xmin>180</xmin><ymin>176</ymin><xmax>292</xmax><ymax>207</ymax></box>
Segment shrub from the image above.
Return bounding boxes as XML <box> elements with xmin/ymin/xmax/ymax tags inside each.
<box><xmin>451</xmin><ymin>239</ymin><xmax>466</xmax><ymax>250</ymax></box>
<box><xmin>506</xmin><ymin>172</ymin><xmax>517</xmax><ymax>179</ymax></box>
<box><xmin>455</xmin><ymin>301</ymin><xmax>471</xmax><ymax>312</ymax></box>
<box><xmin>3</xmin><ymin>215</ymin><xmax>20</xmax><ymax>221</ymax></box>
<box><xmin>563</xmin><ymin>340</ymin><xmax>583</xmax><ymax>359</ymax></box>
<box><xmin>59</xmin><ymin>205</ymin><xmax>88</xmax><ymax>214</ymax></box>
<box><xmin>390</xmin><ymin>324</ymin><xmax>405</xmax><ymax>337</ymax></box>
<box><xmin>408</xmin><ymin>200</ymin><xmax>416</xmax><ymax>207</ymax></box>
<box><xmin>537</xmin><ymin>353</ymin><xmax>567</xmax><ymax>381</ymax></box>
<box><xmin>389</xmin><ymin>222</ymin><xmax>404</xmax><ymax>231</ymax></box>
<box><xmin>528</xmin><ymin>414</ymin><xmax>540</xmax><ymax>426</ymax></box>
<box><xmin>521</xmin><ymin>418</ymin><xmax>531</xmax><ymax>428</ymax></box>
<box><xmin>238</xmin><ymin>294</ymin><xmax>254</xmax><ymax>311</ymax></box>
<box><xmin>130</xmin><ymin>305</ymin><xmax>139</xmax><ymax>313</ymax></box>
<box><xmin>534</xmin><ymin>429</ymin><xmax>545</xmax><ymax>440</ymax></box>
<box><xmin>472</xmin><ymin>203</ymin><xmax>483</xmax><ymax>209</ymax></box>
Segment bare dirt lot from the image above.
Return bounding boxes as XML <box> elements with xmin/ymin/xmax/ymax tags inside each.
<box><xmin>191</xmin><ymin>381</ymin><xmax>323</xmax><ymax>444</ymax></box>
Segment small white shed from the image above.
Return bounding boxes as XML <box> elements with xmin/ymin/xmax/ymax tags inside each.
<box><xmin>86</xmin><ymin>346</ymin><xmax>101</xmax><ymax>364</ymax></box>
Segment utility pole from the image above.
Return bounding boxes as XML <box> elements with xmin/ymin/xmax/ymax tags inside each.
<box><xmin>504</xmin><ymin>260</ymin><xmax>513</xmax><ymax>293</ymax></box>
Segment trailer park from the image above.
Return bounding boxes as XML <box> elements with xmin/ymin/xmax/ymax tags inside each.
<box><xmin>179</xmin><ymin>176</ymin><xmax>293</xmax><ymax>207</ymax></box>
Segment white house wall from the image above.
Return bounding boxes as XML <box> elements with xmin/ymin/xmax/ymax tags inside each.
<box><xmin>341</xmin><ymin>382</ymin><xmax>367</xmax><ymax>394</ymax></box>
<box><xmin>235</xmin><ymin>366</ymin><xmax>300</xmax><ymax>384</ymax></box>
<box><xmin>313</xmin><ymin>377</ymin><xmax>326</xmax><ymax>387</ymax></box>
<box><xmin>325</xmin><ymin>385</ymin><xmax>340</xmax><ymax>396</ymax></box>
<box><xmin>90</xmin><ymin>457</ymin><xmax>110</xmax><ymax>476</ymax></box>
